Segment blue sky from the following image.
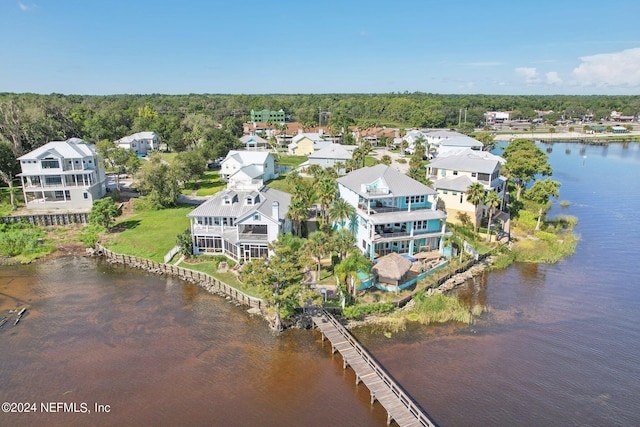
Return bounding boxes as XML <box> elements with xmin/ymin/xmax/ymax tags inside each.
<box><xmin>2</xmin><ymin>0</ymin><xmax>640</xmax><ymax>95</ymax></box>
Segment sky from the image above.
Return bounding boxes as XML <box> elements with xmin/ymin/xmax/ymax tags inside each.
<box><xmin>2</xmin><ymin>0</ymin><xmax>640</xmax><ymax>96</ymax></box>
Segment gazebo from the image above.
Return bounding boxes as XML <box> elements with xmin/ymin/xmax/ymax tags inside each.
<box><xmin>372</xmin><ymin>253</ymin><xmax>412</xmax><ymax>287</ymax></box>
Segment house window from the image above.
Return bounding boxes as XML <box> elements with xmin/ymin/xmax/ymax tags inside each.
<box><xmin>443</xmin><ymin>190</ymin><xmax>448</xmax><ymax>194</ymax></box>
<box><xmin>453</xmin><ymin>171</ymin><xmax>458</xmax><ymax>176</ymax></box>
<box><xmin>452</xmin><ymin>191</ymin><xmax>457</xmax><ymax>195</ymax></box>
<box><xmin>42</xmin><ymin>159</ymin><xmax>60</xmax><ymax>169</ymax></box>
<box><xmin>246</xmin><ymin>197</ymin><xmax>253</xmax><ymax>205</ymax></box>
<box><xmin>471</xmin><ymin>172</ymin><xmax>477</xmax><ymax>178</ymax></box>
<box><xmin>223</xmin><ymin>197</ymin><xmax>231</xmax><ymax>205</ymax></box>
<box><xmin>83</xmin><ymin>192</ymin><xmax>88</xmax><ymax>199</ymax></box>
<box><xmin>253</xmin><ymin>213</ymin><xmax>260</xmax><ymax>221</ymax></box>
<box><xmin>362</xmin><ymin>240</ymin><xmax>367</xmax><ymax>249</ymax></box>
<box><xmin>441</xmin><ymin>169</ymin><xmax>446</xmax><ymax>177</ymax></box>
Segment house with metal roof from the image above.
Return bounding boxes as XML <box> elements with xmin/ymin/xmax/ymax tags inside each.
<box><xmin>17</xmin><ymin>138</ymin><xmax>107</xmax><ymax>210</ymax></box>
<box><xmin>287</xmin><ymin>131</ymin><xmax>332</xmax><ymax>155</ymax></box>
<box><xmin>219</xmin><ymin>150</ymin><xmax>276</xmax><ymax>188</ymax></box>
<box><xmin>427</xmin><ymin>149</ymin><xmax>507</xmax><ymax>225</ymax></box>
<box><xmin>187</xmin><ymin>180</ymin><xmax>292</xmax><ymax>262</ymax></box>
<box><xmin>307</xmin><ymin>143</ymin><xmax>354</xmax><ymax>174</ymax></box>
<box><xmin>336</xmin><ymin>164</ymin><xmax>447</xmax><ymax>260</ymax></box>
<box><xmin>115</xmin><ymin>131</ymin><xmax>158</xmax><ymax>155</ymax></box>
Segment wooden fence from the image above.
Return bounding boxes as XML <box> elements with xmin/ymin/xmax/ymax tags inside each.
<box><xmin>1</xmin><ymin>212</ymin><xmax>89</xmax><ymax>226</ymax></box>
<box><xmin>96</xmin><ymin>244</ymin><xmax>264</xmax><ymax>310</ymax></box>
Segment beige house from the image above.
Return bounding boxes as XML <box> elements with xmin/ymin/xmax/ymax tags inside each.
<box><xmin>427</xmin><ymin>149</ymin><xmax>507</xmax><ymax>225</ymax></box>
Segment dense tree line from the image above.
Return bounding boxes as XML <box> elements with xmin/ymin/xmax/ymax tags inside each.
<box><xmin>2</xmin><ymin>92</ymin><xmax>640</xmax><ymax>155</ymax></box>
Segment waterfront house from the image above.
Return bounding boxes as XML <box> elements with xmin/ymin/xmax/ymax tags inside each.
<box><xmin>187</xmin><ymin>179</ymin><xmax>291</xmax><ymax>262</ymax></box>
<box><xmin>336</xmin><ymin>164</ymin><xmax>447</xmax><ymax>260</ymax></box>
<box><xmin>427</xmin><ymin>149</ymin><xmax>506</xmax><ymax>226</ymax></box>
<box><xmin>17</xmin><ymin>138</ymin><xmax>107</xmax><ymax>210</ymax></box>
<box><xmin>219</xmin><ymin>150</ymin><xmax>276</xmax><ymax>187</ymax></box>
<box><xmin>115</xmin><ymin>131</ymin><xmax>158</xmax><ymax>156</ymax></box>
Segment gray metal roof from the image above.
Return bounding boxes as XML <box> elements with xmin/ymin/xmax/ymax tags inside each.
<box><xmin>337</xmin><ymin>164</ymin><xmax>436</xmax><ymax>198</ymax></box>
<box><xmin>18</xmin><ymin>138</ymin><xmax>95</xmax><ymax>160</ymax></box>
<box><xmin>309</xmin><ymin>143</ymin><xmax>353</xmax><ymax>160</ymax></box>
<box><xmin>433</xmin><ymin>175</ymin><xmax>474</xmax><ymax>192</ymax></box>
<box><xmin>187</xmin><ymin>186</ymin><xmax>290</xmax><ymax>221</ymax></box>
<box><xmin>440</xmin><ymin>136</ymin><xmax>483</xmax><ymax>147</ymax></box>
<box><xmin>429</xmin><ymin>150</ymin><xmax>504</xmax><ymax>174</ymax></box>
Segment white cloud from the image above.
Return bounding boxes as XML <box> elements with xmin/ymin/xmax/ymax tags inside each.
<box><xmin>18</xmin><ymin>2</ymin><xmax>36</xmax><ymax>11</ymax></box>
<box><xmin>546</xmin><ymin>71</ymin><xmax>563</xmax><ymax>85</ymax></box>
<box><xmin>515</xmin><ymin>67</ymin><xmax>540</xmax><ymax>84</ymax></box>
<box><xmin>572</xmin><ymin>48</ymin><xmax>640</xmax><ymax>87</ymax></box>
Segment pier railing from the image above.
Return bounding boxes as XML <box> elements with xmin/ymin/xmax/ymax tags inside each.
<box><xmin>96</xmin><ymin>244</ymin><xmax>263</xmax><ymax>309</ymax></box>
<box><xmin>317</xmin><ymin>308</ymin><xmax>437</xmax><ymax>427</ymax></box>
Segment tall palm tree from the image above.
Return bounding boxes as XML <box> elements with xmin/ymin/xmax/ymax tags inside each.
<box><xmin>356</xmin><ymin>141</ymin><xmax>373</xmax><ymax>168</ymax></box>
<box><xmin>465</xmin><ymin>182</ymin><xmax>486</xmax><ymax>232</ymax></box>
<box><xmin>305</xmin><ymin>230</ymin><xmax>329</xmax><ymax>276</ymax></box>
<box><xmin>334</xmin><ymin>251</ymin><xmax>372</xmax><ymax>301</ymax></box>
<box><xmin>287</xmin><ymin>197</ymin><xmax>310</xmax><ymax>237</ymax></box>
<box><xmin>328</xmin><ymin>198</ymin><xmax>356</xmax><ymax>230</ymax></box>
<box><xmin>484</xmin><ymin>191</ymin><xmax>501</xmax><ymax>241</ymax></box>
<box><xmin>331</xmin><ymin>228</ymin><xmax>356</xmax><ymax>261</ymax></box>
<box><xmin>316</xmin><ymin>176</ymin><xmax>338</xmax><ymax>225</ymax></box>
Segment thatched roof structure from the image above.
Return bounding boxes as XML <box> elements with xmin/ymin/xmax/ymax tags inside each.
<box><xmin>372</xmin><ymin>253</ymin><xmax>412</xmax><ymax>286</ymax></box>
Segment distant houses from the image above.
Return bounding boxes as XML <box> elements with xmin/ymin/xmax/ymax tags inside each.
<box><xmin>239</xmin><ymin>134</ymin><xmax>269</xmax><ymax>151</ymax></box>
<box><xmin>17</xmin><ymin>138</ymin><xmax>107</xmax><ymax>210</ymax></box>
<box><xmin>115</xmin><ymin>131</ymin><xmax>158</xmax><ymax>156</ymax></box>
<box><xmin>306</xmin><ymin>144</ymin><xmax>354</xmax><ymax>174</ymax></box>
<box><xmin>287</xmin><ymin>131</ymin><xmax>332</xmax><ymax>155</ymax></box>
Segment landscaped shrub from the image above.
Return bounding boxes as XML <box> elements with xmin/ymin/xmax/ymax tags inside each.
<box><xmin>342</xmin><ymin>302</ymin><xmax>395</xmax><ymax>319</ymax></box>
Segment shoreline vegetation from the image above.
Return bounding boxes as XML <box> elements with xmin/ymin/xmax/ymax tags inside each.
<box><xmin>1</xmin><ymin>135</ymin><xmax>582</xmax><ymax>332</ymax></box>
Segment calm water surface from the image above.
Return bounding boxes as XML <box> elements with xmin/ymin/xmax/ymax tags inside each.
<box><xmin>2</xmin><ymin>142</ymin><xmax>639</xmax><ymax>426</ymax></box>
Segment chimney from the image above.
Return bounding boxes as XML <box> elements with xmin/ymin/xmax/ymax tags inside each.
<box><xmin>272</xmin><ymin>201</ymin><xmax>279</xmax><ymax>221</ymax></box>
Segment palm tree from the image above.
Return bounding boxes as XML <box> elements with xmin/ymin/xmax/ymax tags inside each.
<box><xmin>334</xmin><ymin>251</ymin><xmax>372</xmax><ymax>301</ymax></box>
<box><xmin>305</xmin><ymin>230</ymin><xmax>329</xmax><ymax>276</ymax></box>
<box><xmin>355</xmin><ymin>141</ymin><xmax>373</xmax><ymax>168</ymax></box>
<box><xmin>315</xmin><ymin>176</ymin><xmax>338</xmax><ymax>226</ymax></box>
<box><xmin>287</xmin><ymin>197</ymin><xmax>309</xmax><ymax>237</ymax></box>
<box><xmin>443</xmin><ymin>232</ymin><xmax>464</xmax><ymax>262</ymax></box>
<box><xmin>484</xmin><ymin>191</ymin><xmax>501</xmax><ymax>241</ymax></box>
<box><xmin>465</xmin><ymin>182</ymin><xmax>486</xmax><ymax>232</ymax></box>
<box><xmin>328</xmin><ymin>198</ymin><xmax>356</xmax><ymax>230</ymax></box>
<box><xmin>331</xmin><ymin>228</ymin><xmax>356</xmax><ymax>261</ymax></box>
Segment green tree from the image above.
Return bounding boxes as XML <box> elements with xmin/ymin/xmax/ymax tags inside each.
<box><xmin>328</xmin><ymin>198</ymin><xmax>356</xmax><ymax>230</ymax></box>
<box><xmin>176</xmin><ymin>228</ymin><xmax>193</xmax><ymax>258</ymax></box>
<box><xmin>331</xmin><ymin>228</ymin><xmax>357</xmax><ymax>261</ymax></box>
<box><xmin>443</xmin><ymin>232</ymin><xmax>464</xmax><ymax>262</ymax></box>
<box><xmin>136</xmin><ymin>154</ymin><xmax>182</xmax><ymax>208</ymax></box>
<box><xmin>240</xmin><ymin>234</ymin><xmax>313</xmax><ymax>332</ymax></box>
<box><xmin>304</xmin><ymin>230</ymin><xmax>329</xmax><ymax>275</ymax></box>
<box><xmin>172</xmin><ymin>149</ymin><xmax>206</xmax><ymax>184</ymax></box>
<box><xmin>380</xmin><ymin>154</ymin><xmax>392</xmax><ymax>166</ymax></box>
<box><xmin>315</xmin><ymin>176</ymin><xmax>337</xmax><ymax>227</ymax></box>
<box><xmin>334</xmin><ymin>251</ymin><xmax>372</xmax><ymax>302</ymax></box>
<box><xmin>525</xmin><ymin>178</ymin><xmax>561</xmax><ymax>230</ymax></box>
<box><xmin>88</xmin><ymin>198</ymin><xmax>120</xmax><ymax>231</ymax></box>
<box><xmin>502</xmin><ymin>138</ymin><xmax>552</xmax><ymax>200</ymax></box>
<box><xmin>484</xmin><ymin>191</ymin><xmax>501</xmax><ymax>241</ymax></box>
<box><xmin>287</xmin><ymin>197</ymin><xmax>310</xmax><ymax>237</ymax></box>
<box><xmin>465</xmin><ymin>182</ymin><xmax>486</xmax><ymax>232</ymax></box>
<box><xmin>0</xmin><ymin>141</ymin><xmax>19</xmax><ymax>209</ymax></box>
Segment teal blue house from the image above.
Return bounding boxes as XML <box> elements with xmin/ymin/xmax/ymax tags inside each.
<box><xmin>336</xmin><ymin>164</ymin><xmax>447</xmax><ymax>261</ymax></box>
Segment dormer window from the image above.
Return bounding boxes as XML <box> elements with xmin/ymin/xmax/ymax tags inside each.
<box><xmin>42</xmin><ymin>159</ymin><xmax>59</xmax><ymax>169</ymax></box>
<box><xmin>223</xmin><ymin>196</ymin><xmax>231</xmax><ymax>205</ymax></box>
<box><xmin>245</xmin><ymin>196</ymin><xmax>253</xmax><ymax>205</ymax></box>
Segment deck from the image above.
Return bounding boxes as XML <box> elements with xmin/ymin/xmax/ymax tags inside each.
<box><xmin>310</xmin><ymin>307</ymin><xmax>438</xmax><ymax>427</ymax></box>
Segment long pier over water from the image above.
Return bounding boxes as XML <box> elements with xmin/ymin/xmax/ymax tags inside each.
<box><xmin>310</xmin><ymin>308</ymin><xmax>438</xmax><ymax>427</ymax></box>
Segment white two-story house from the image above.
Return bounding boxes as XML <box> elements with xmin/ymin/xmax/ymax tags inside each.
<box><xmin>17</xmin><ymin>138</ymin><xmax>107</xmax><ymax>210</ymax></box>
<box><xmin>336</xmin><ymin>164</ymin><xmax>447</xmax><ymax>260</ymax></box>
<box><xmin>427</xmin><ymin>149</ymin><xmax>507</xmax><ymax>225</ymax></box>
<box><xmin>187</xmin><ymin>178</ymin><xmax>292</xmax><ymax>262</ymax></box>
<box><xmin>115</xmin><ymin>131</ymin><xmax>158</xmax><ymax>156</ymax></box>
<box><xmin>219</xmin><ymin>150</ymin><xmax>276</xmax><ymax>189</ymax></box>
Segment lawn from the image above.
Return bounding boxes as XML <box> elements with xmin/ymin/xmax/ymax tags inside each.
<box><xmin>182</xmin><ymin>170</ymin><xmax>226</xmax><ymax>196</ymax></box>
<box><xmin>103</xmin><ymin>204</ymin><xmax>193</xmax><ymax>262</ymax></box>
<box><xmin>276</xmin><ymin>155</ymin><xmax>307</xmax><ymax>168</ymax></box>
<box><xmin>177</xmin><ymin>258</ymin><xmax>261</xmax><ymax>297</ymax></box>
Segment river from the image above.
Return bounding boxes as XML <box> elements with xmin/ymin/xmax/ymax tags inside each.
<box><xmin>1</xmin><ymin>142</ymin><xmax>639</xmax><ymax>426</ymax></box>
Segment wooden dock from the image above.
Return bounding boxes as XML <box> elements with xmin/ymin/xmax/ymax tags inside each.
<box><xmin>310</xmin><ymin>307</ymin><xmax>438</xmax><ymax>427</ymax></box>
